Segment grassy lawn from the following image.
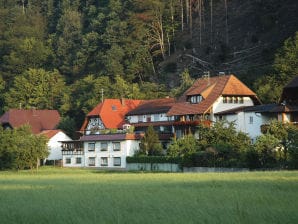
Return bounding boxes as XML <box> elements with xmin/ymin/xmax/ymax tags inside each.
<box><xmin>0</xmin><ymin>168</ymin><xmax>297</xmax><ymax>224</ymax></box>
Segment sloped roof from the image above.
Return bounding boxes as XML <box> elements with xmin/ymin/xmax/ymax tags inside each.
<box><xmin>168</xmin><ymin>75</ymin><xmax>260</xmax><ymax>116</ymax></box>
<box><xmin>80</xmin><ymin>99</ymin><xmax>142</xmax><ymax>130</ymax></box>
<box><xmin>0</xmin><ymin>109</ymin><xmax>60</xmax><ymax>134</ymax></box>
<box><xmin>40</xmin><ymin>129</ymin><xmax>62</xmax><ymax>139</ymax></box>
<box><xmin>80</xmin><ymin>133</ymin><xmax>144</xmax><ymax>141</ymax></box>
<box><xmin>126</xmin><ymin>98</ymin><xmax>175</xmax><ymax>116</ymax></box>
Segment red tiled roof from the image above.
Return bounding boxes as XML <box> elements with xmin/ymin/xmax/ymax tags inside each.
<box><xmin>126</xmin><ymin>98</ymin><xmax>175</xmax><ymax>115</ymax></box>
<box><xmin>40</xmin><ymin>129</ymin><xmax>62</xmax><ymax>139</ymax></box>
<box><xmin>80</xmin><ymin>99</ymin><xmax>142</xmax><ymax>130</ymax></box>
<box><xmin>168</xmin><ymin>75</ymin><xmax>260</xmax><ymax>116</ymax></box>
<box><xmin>0</xmin><ymin>109</ymin><xmax>60</xmax><ymax>134</ymax></box>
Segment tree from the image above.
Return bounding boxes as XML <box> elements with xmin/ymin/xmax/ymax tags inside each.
<box><xmin>171</xmin><ymin>69</ymin><xmax>194</xmax><ymax>97</ymax></box>
<box><xmin>5</xmin><ymin>68</ymin><xmax>66</xmax><ymax>110</ymax></box>
<box><xmin>139</xmin><ymin>126</ymin><xmax>163</xmax><ymax>156</ymax></box>
<box><xmin>256</xmin><ymin>32</ymin><xmax>298</xmax><ymax>103</ymax></box>
<box><xmin>254</xmin><ymin>133</ymin><xmax>279</xmax><ymax>168</ymax></box>
<box><xmin>168</xmin><ymin>134</ymin><xmax>197</xmax><ymax>157</ymax></box>
<box><xmin>0</xmin><ymin>125</ymin><xmax>49</xmax><ymax>170</ymax></box>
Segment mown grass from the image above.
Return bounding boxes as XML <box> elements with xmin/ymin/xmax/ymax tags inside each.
<box><xmin>0</xmin><ymin>167</ymin><xmax>297</xmax><ymax>224</ymax></box>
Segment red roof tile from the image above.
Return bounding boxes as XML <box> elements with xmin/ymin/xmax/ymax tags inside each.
<box><xmin>80</xmin><ymin>99</ymin><xmax>142</xmax><ymax>130</ymax></box>
<box><xmin>0</xmin><ymin>109</ymin><xmax>60</xmax><ymax>134</ymax></box>
<box><xmin>168</xmin><ymin>75</ymin><xmax>260</xmax><ymax>116</ymax></box>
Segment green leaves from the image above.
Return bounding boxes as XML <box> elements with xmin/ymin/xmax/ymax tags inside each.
<box><xmin>5</xmin><ymin>68</ymin><xmax>65</xmax><ymax>110</ymax></box>
<box><xmin>0</xmin><ymin>125</ymin><xmax>49</xmax><ymax>170</ymax></box>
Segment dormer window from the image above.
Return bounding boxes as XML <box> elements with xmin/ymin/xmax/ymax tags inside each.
<box><xmin>189</xmin><ymin>95</ymin><xmax>202</xmax><ymax>104</ymax></box>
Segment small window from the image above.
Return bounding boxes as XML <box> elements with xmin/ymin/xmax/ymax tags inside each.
<box><xmin>100</xmin><ymin>142</ymin><xmax>108</xmax><ymax>151</ymax></box>
<box><xmin>112</xmin><ymin>105</ymin><xmax>117</xmax><ymax>111</ymax></box>
<box><xmin>249</xmin><ymin>116</ymin><xmax>253</xmax><ymax>124</ymax></box>
<box><xmin>113</xmin><ymin>142</ymin><xmax>121</xmax><ymax>151</ymax></box>
<box><xmin>233</xmin><ymin>97</ymin><xmax>238</xmax><ymax>104</ymax></box>
<box><xmin>223</xmin><ymin>96</ymin><xmax>227</xmax><ymax>103</ymax></box>
<box><xmin>239</xmin><ymin>97</ymin><xmax>244</xmax><ymax>104</ymax></box>
<box><xmin>66</xmin><ymin>158</ymin><xmax>71</xmax><ymax>164</ymax></box>
<box><xmin>101</xmin><ymin>157</ymin><xmax>108</xmax><ymax>166</ymax></box>
<box><xmin>76</xmin><ymin>157</ymin><xmax>82</xmax><ymax>164</ymax></box>
<box><xmin>146</xmin><ymin>116</ymin><xmax>151</xmax><ymax>122</ymax></box>
<box><xmin>228</xmin><ymin>97</ymin><xmax>233</xmax><ymax>104</ymax></box>
<box><xmin>138</xmin><ymin>115</ymin><xmax>143</xmax><ymax>122</ymax></box>
<box><xmin>113</xmin><ymin>157</ymin><xmax>121</xmax><ymax>166</ymax></box>
<box><xmin>88</xmin><ymin>143</ymin><xmax>95</xmax><ymax>151</ymax></box>
<box><xmin>88</xmin><ymin>157</ymin><xmax>95</xmax><ymax>166</ymax></box>
<box><xmin>154</xmin><ymin>114</ymin><xmax>159</xmax><ymax>121</ymax></box>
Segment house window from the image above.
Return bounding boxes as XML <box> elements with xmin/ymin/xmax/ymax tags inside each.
<box><xmin>76</xmin><ymin>157</ymin><xmax>82</xmax><ymax>164</ymax></box>
<box><xmin>101</xmin><ymin>157</ymin><xmax>108</xmax><ymax>166</ymax></box>
<box><xmin>223</xmin><ymin>96</ymin><xmax>227</xmax><ymax>103</ymax></box>
<box><xmin>65</xmin><ymin>158</ymin><xmax>71</xmax><ymax>164</ymax></box>
<box><xmin>249</xmin><ymin>116</ymin><xmax>253</xmax><ymax>124</ymax></box>
<box><xmin>113</xmin><ymin>142</ymin><xmax>121</xmax><ymax>151</ymax></box>
<box><xmin>239</xmin><ymin>97</ymin><xmax>244</xmax><ymax>104</ymax></box>
<box><xmin>113</xmin><ymin>157</ymin><xmax>121</xmax><ymax>166</ymax></box>
<box><xmin>138</xmin><ymin>115</ymin><xmax>143</xmax><ymax>122</ymax></box>
<box><xmin>100</xmin><ymin>142</ymin><xmax>108</xmax><ymax>151</ymax></box>
<box><xmin>88</xmin><ymin>143</ymin><xmax>95</xmax><ymax>151</ymax></box>
<box><xmin>154</xmin><ymin>114</ymin><xmax>160</xmax><ymax>122</ymax></box>
<box><xmin>146</xmin><ymin>116</ymin><xmax>151</xmax><ymax>122</ymax></box>
<box><xmin>233</xmin><ymin>97</ymin><xmax>238</xmax><ymax>104</ymax></box>
<box><xmin>88</xmin><ymin>157</ymin><xmax>95</xmax><ymax>166</ymax></box>
<box><xmin>190</xmin><ymin>95</ymin><xmax>202</xmax><ymax>104</ymax></box>
<box><xmin>228</xmin><ymin>97</ymin><xmax>233</xmax><ymax>103</ymax></box>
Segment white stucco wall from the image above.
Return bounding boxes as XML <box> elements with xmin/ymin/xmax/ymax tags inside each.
<box><xmin>83</xmin><ymin>139</ymin><xmax>140</xmax><ymax>168</ymax></box>
<box><xmin>212</xmin><ymin>96</ymin><xmax>254</xmax><ymax>114</ymax></box>
<box><xmin>128</xmin><ymin>113</ymin><xmax>171</xmax><ymax>123</ymax></box>
<box><xmin>47</xmin><ymin>132</ymin><xmax>72</xmax><ymax>160</ymax></box>
<box><xmin>219</xmin><ymin>112</ymin><xmax>275</xmax><ymax>143</ymax></box>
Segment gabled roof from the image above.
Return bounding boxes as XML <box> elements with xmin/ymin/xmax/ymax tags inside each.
<box><xmin>126</xmin><ymin>98</ymin><xmax>175</xmax><ymax>116</ymax></box>
<box><xmin>168</xmin><ymin>75</ymin><xmax>260</xmax><ymax>116</ymax></box>
<box><xmin>80</xmin><ymin>99</ymin><xmax>142</xmax><ymax>130</ymax></box>
<box><xmin>0</xmin><ymin>109</ymin><xmax>60</xmax><ymax>134</ymax></box>
<box><xmin>40</xmin><ymin>129</ymin><xmax>62</xmax><ymax>139</ymax></box>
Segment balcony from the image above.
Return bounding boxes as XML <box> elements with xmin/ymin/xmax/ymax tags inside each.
<box><xmin>173</xmin><ymin>119</ymin><xmax>211</xmax><ymax>127</ymax></box>
<box><xmin>61</xmin><ymin>141</ymin><xmax>84</xmax><ymax>155</ymax></box>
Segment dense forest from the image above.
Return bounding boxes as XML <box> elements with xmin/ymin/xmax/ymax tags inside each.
<box><xmin>0</xmin><ymin>0</ymin><xmax>297</xmax><ymax>134</ymax></box>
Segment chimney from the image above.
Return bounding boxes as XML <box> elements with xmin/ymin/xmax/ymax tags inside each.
<box><xmin>121</xmin><ymin>98</ymin><xmax>126</xmax><ymax>106</ymax></box>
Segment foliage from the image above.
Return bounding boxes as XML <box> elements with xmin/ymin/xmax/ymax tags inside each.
<box><xmin>126</xmin><ymin>156</ymin><xmax>181</xmax><ymax>164</ymax></box>
<box><xmin>0</xmin><ymin>125</ymin><xmax>49</xmax><ymax>170</ymax></box>
<box><xmin>256</xmin><ymin>32</ymin><xmax>298</xmax><ymax>103</ymax></box>
<box><xmin>167</xmin><ymin>134</ymin><xmax>198</xmax><ymax>158</ymax></box>
<box><xmin>139</xmin><ymin>126</ymin><xmax>163</xmax><ymax>156</ymax></box>
<box><xmin>5</xmin><ymin>68</ymin><xmax>65</xmax><ymax>110</ymax></box>
<box><xmin>197</xmin><ymin>120</ymin><xmax>251</xmax><ymax>153</ymax></box>
<box><xmin>254</xmin><ymin>133</ymin><xmax>279</xmax><ymax>168</ymax></box>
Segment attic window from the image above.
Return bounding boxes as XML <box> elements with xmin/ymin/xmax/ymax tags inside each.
<box><xmin>112</xmin><ymin>105</ymin><xmax>117</xmax><ymax>111</ymax></box>
<box><xmin>190</xmin><ymin>95</ymin><xmax>202</xmax><ymax>104</ymax></box>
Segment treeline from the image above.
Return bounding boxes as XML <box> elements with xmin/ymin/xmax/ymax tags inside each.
<box><xmin>0</xmin><ymin>0</ymin><xmax>194</xmax><ymax>132</ymax></box>
<box><xmin>0</xmin><ymin>1</ymin><xmax>297</xmax><ymax>134</ymax></box>
<box><xmin>135</xmin><ymin>120</ymin><xmax>298</xmax><ymax>169</ymax></box>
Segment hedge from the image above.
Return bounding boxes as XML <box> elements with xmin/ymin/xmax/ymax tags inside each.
<box><xmin>126</xmin><ymin>156</ymin><xmax>181</xmax><ymax>164</ymax></box>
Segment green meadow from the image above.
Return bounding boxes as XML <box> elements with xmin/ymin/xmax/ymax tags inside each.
<box><xmin>0</xmin><ymin>168</ymin><xmax>297</xmax><ymax>224</ymax></box>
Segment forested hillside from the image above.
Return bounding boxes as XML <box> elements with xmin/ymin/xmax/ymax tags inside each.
<box><xmin>0</xmin><ymin>0</ymin><xmax>297</xmax><ymax>133</ymax></box>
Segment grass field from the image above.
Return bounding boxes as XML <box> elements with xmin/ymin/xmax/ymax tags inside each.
<box><xmin>0</xmin><ymin>168</ymin><xmax>297</xmax><ymax>224</ymax></box>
